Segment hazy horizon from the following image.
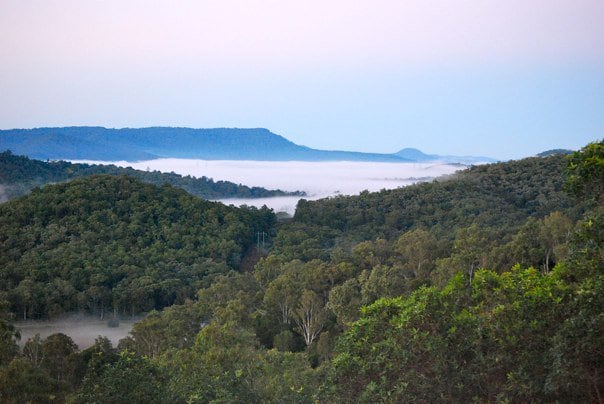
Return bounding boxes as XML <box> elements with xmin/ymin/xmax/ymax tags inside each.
<box><xmin>1</xmin><ymin>1</ymin><xmax>602</xmax><ymax>160</ymax></box>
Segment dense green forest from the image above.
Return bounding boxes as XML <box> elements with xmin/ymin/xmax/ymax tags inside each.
<box><xmin>0</xmin><ymin>142</ymin><xmax>602</xmax><ymax>402</ymax></box>
<box><xmin>294</xmin><ymin>153</ymin><xmax>576</xmax><ymax>240</ymax></box>
<box><xmin>0</xmin><ymin>150</ymin><xmax>303</xmax><ymax>201</ymax></box>
<box><xmin>0</xmin><ymin>175</ymin><xmax>275</xmax><ymax>319</ymax></box>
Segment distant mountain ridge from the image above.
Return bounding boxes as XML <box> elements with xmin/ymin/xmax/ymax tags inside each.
<box><xmin>395</xmin><ymin>148</ymin><xmax>497</xmax><ymax>164</ymax></box>
<box><xmin>0</xmin><ymin>126</ymin><xmax>496</xmax><ymax>164</ymax></box>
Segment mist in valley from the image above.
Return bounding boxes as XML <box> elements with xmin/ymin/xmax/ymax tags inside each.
<box><xmin>0</xmin><ymin>184</ymin><xmax>8</xmax><ymax>203</ymax></box>
<box><xmin>9</xmin><ymin>160</ymin><xmax>464</xmax><ymax>348</ymax></box>
<box><xmin>15</xmin><ymin>313</ymin><xmax>144</xmax><ymax>350</ymax></box>
<box><xmin>72</xmin><ymin>159</ymin><xmax>463</xmax><ymax>214</ymax></box>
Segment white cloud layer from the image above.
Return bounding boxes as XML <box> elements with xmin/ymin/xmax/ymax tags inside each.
<box><xmin>73</xmin><ymin>159</ymin><xmax>462</xmax><ymax>214</ymax></box>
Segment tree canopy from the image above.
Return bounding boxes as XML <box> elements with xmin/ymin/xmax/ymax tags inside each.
<box><xmin>0</xmin><ymin>175</ymin><xmax>275</xmax><ymax>319</ymax></box>
<box><xmin>0</xmin><ymin>143</ymin><xmax>602</xmax><ymax>402</ymax></box>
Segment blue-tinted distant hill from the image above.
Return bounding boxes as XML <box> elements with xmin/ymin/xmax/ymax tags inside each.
<box><xmin>0</xmin><ymin>126</ymin><xmax>495</xmax><ymax>163</ymax></box>
<box><xmin>395</xmin><ymin>148</ymin><xmax>497</xmax><ymax>164</ymax></box>
<box><xmin>0</xmin><ymin>127</ymin><xmax>408</xmax><ymax>162</ymax></box>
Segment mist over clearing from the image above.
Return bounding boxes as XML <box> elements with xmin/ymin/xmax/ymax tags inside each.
<box><xmin>72</xmin><ymin>159</ymin><xmax>462</xmax><ymax>214</ymax></box>
<box><xmin>15</xmin><ymin>314</ymin><xmax>144</xmax><ymax>350</ymax></box>
<box><xmin>12</xmin><ymin>160</ymin><xmax>462</xmax><ymax>346</ymax></box>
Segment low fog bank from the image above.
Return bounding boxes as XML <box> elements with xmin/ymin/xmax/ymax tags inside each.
<box><xmin>15</xmin><ymin>313</ymin><xmax>144</xmax><ymax>350</ymax></box>
<box><xmin>72</xmin><ymin>159</ymin><xmax>462</xmax><ymax>214</ymax></box>
<box><xmin>0</xmin><ymin>184</ymin><xmax>8</xmax><ymax>203</ymax></box>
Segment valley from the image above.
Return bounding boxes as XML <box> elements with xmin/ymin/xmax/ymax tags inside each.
<box><xmin>73</xmin><ymin>158</ymin><xmax>463</xmax><ymax>214</ymax></box>
<box><xmin>2</xmin><ymin>1</ymin><xmax>601</xmax><ymax>400</ymax></box>
<box><xmin>0</xmin><ymin>143</ymin><xmax>601</xmax><ymax>402</ymax></box>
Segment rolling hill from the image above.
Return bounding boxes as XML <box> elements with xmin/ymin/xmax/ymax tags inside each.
<box><xmin>0</xmin><ymin>175</ymin><xmax>276</xmax><ymax>319</ymax></box>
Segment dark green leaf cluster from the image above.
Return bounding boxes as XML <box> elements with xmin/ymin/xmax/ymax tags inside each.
<box><xmin>327</xmin><ymin>262</ymin><xmax>603</xmax><ymax>402</ymax></box>
<box><xmin>564</xmin><ymin>140</ymin><xmax>604</xmax><ymax>204</ymax></box>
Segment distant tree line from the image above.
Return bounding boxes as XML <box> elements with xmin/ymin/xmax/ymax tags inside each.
<box><xmin>0</xmin><ymin>150</ymin><xmax>304</xmax><ymax>201</ymax></box>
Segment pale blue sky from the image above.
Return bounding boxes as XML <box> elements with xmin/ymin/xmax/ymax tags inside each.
<box><xmin>1</xmin><ymin>0</ymin><xmax>602</xmax><ymax>160</ymax></box>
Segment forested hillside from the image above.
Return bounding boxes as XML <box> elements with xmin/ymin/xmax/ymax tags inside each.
<box><xmin>294</xmin><ymin>154</ymin><xmax>577</xmax><ymax>241</ymax></box>
<box><xmin>0</xmin><ymin>142</ymin><xmax>601</xmax><ymax>402</ymax></box>
<box><xmin>0</xmin><ymin>150</ymin><xmax>302</xmax><ymax>201</ymax></box>
<box><xmin>0</xmin><ymin>175</ymin><xmax>275</xmax><ymax>319</ymax></box>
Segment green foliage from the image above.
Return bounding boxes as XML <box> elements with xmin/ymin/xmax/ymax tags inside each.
<box><xmin>0</xmin><ymin>358</ymin><xmax>58</xmax><ymax>403</ymax></box>
<box><xmin>255</xmin><ymin>350</ymin><xmax>323</xmax><ymax>403</ymax></box>
<box><xmin>0</xmin><ymin>175</ymin><xmax>275</xmax><ymax>318</ymax></box>
<box><xmin>546</xmin><ymin>274</ymin><xmax>604</xmax><ymax>402</ymax></box>
<box><xmin>0</xmin><ymin>320</ymin><xmax>20</xmax><ymax>366</ymax></box>
<box><xmin>501</xmin><ymin>217</ymin><xmax>544</xmax><ymax>268</ymax></box>
<box><xmin>40</xmin><ymin>333</ymin><xmax>79</xmax><ymax>384</ymax></box>
<box><xmin>327</xmin><ymin>278</ymin><xmax>363</xmax><ymax>327</ymax></box>
<box><xmin>1</xmin><ymin>144</ymin><xmax>601</xmax><ymax>402</ymax></box>
<box><xmin>1</xmin><ymin>332</ymin><xmax>95</xmax><ymax>402</ymax></box>
<box><xmin>272</xmin><ymin>222</ymin><xmax>341</xmax><ymax>261</ymax></box>
<box><xmin>160</xmin><ymin>321</ymin><xmax>321</xmax><ymax>403</ymax></box>
<box><xmin>539</xmin><ymin>211</ymin><xmax>573</xmax><ymax>272</ymax></box>
<box><xmin>256</xmin><ymin>258</ymin><xmax>351</xmax><ymax>351</ymax></box>
<box><xmin>557</xmin><ymin>210</ymin><xmax>604</xmax><ymax>283</ymax></box>
<box><xmin>394</xmin><ymin>228</ymin><xmax>440</xmax><ymax>279</ymax></box>
<box><xmin>0</xmin><ymin>149</ymin><xmax>303</xmax><ymax>200</ymax></box>
<box><xmin>123</xmin><ymin>301</ymin><xmax>206</xmax><ymax>357</ymax></box>
<box><xmin>273</xmin><ymin>330</ymin><xmax>296</xmax><ymax>351</ymax></box>
<box><xmin>22</xmin><ymin>334</ymin><xmax>43</xmax><ymax>367</ymax></box>
<box><xmin>565</xmin><ymin>140</ymin><xmax>604</xmax><ymax>203</ymax></box>
<box><xmin>433</xmin><ymin>223</ymin><xmax>495</xmax><ymax>286</ymax></box>
<box><xmin>161</xmin><ymin>322</ymin><xmax>263</xmax><ymax>402</ymax></box>
<box><xmin>294</xmin><ymin>155</ymin><xmax>577</xmax><ymax>244</ymax></box>
<box><xmin>327</xmin><ymin>264</ymin><xmax>602</xmax><ymax>402</ymax></box>
<box><xmin>77</xmin><ymin>350</ymin><xmax>167</xmax><ymax>403</ymax></box>
<box><xmin>77</xmin><ymin>336</ymin><xmax>119</xmax><ymax>378</ymax></box>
